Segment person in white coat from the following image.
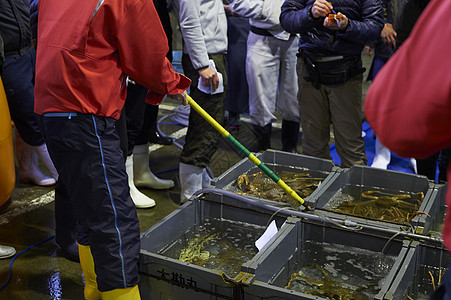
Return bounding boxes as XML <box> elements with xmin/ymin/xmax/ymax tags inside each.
<box><xmin>227</xmin><ymin>0</ymin><xmax>301</xmax><ymax>153</ymax></box>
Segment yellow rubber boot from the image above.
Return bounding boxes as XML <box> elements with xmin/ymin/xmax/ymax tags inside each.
<box><xmin>101</xmin><ymin>285</ymin><xmax>141</xmax><ymax>299</ymax></box>
<box><xmin>78</xmin><ymin>244</ymin><xmax>102</xmax><ymax>300</ymax></box>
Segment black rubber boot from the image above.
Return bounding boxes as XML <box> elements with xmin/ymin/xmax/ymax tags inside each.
<box><xmin>281</xmin><ymin>119</ymin><xmax>300</xmax><ymax>153</ymax></box>
<box><xmin>251</xmin><ymin>124</ymin><xmax>272</xmax><ymax>152</ymax></box>
<box><xmin>147</xmin><ymin>104</ymin><xmax>173</xmax><ymax>145</ymax></box>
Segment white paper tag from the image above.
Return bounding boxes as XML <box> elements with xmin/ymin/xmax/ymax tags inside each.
<box><xmin>255</xmin><ymin>220</ymin><xmax>278</xmax><ymax>251</ymax></box>
<box><xmin>197</xmin><ymin>59</ymin><xmax>224</xmax><ymax>95</ymax></box>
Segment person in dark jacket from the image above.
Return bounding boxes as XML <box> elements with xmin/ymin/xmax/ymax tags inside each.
<box><xmin>0</xmin><ymin>0</ymin><xmax>58</xmax><ymax>186</ymax></box>
<box><xmin>365</xmin><ymin>0</ymin><xmax>398</xmax><ymax>170</ymax></box>
<box><xmin>280</xmin><ymin>0</ymin><xmax>384</xmax><ymax>167</ymax></box>
<box><xmin>29</xmin><ymin>0</ymin><xmax>38</xmax><ymax>47</ymax></box>
<box><xmin>28</xmin><ymin>0</ymin><xmax>80</xmax><ymax>262</ymax></box>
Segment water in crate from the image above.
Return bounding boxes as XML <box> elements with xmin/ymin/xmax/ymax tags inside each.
<box><xmin>325</xmin><ymin>184</ymin><xmax>425</xmax><ymax>223</ymax></box>
<box><xmin>228</xmin><ymin>167</ymin><xmax>329</xmax><ymax>209</ymax></box>
<box><xmin>406</xmin><ymin>265</ymin><xmax>446</xmax><ymax>299</ymax></box>
<box><xmin>160</xmin><ymin>218</ymin><xmax>265</xmax><ymax>278</ymax></box>
<box><xmin>428</xmin><ymin>205</ymin><xmax>447</xmax><ymax>238</ymax></box>
<box><xmin>274</xmin><ymin>241</ymin><xmax>396</xmax><ymax>299</ymax></box>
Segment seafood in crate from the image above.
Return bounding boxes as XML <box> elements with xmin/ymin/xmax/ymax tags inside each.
<box><xmin>325</xmin><ymin>185</ymin><xmax>426</xmax><ymax>224</ymax></box>
<box><xmin>277</xmin><ymin>241</ymin><xmax>397</xmax><ymax>299</ymax></box>
<box><xmin>234</xmin><ymin>170</ymin><xmax>328</xmax><ymax>209</ymax></box>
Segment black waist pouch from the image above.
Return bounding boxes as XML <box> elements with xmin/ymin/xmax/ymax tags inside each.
<box><xmin>300</xmin><ymin>50</ymin><xmax>365</xmax><ymax>88</ymax></box>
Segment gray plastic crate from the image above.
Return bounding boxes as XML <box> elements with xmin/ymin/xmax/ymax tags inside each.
<box><xmin>139</xmin><ymin>191</ymin><xmax>293</xmax><ymax>300</ymax></box>
<box><xmin>384</xmin><ymin>240</ymin><xmax>451</xmax><ymax>300</ymax></box>
<box><xmin>212</xmin><ymin>149</ymin><xmax>340</xmax><ymax>208</ymax></box>
<box><xmin>420</xmin><ymin>183</ymin><xmax>447</xmax><ymax>237</ymax></box>
<box><xmin>311</xmin><ymin>165</ymin><xmax>435</xmax><ymax>232</ymax></box>
<box><xmin>240</xmin><ymin>219</ymin><xmax>411</xmax><ymax>300</ymax></box>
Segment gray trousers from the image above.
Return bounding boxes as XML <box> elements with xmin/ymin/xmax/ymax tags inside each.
<box><xmin>297</xmin><ymin>58</ymin><xmax>367</xmax><ymax>168</ymax></box>
<box><xmin>246</xmin><ymin>32</ymin><xmax>300</xmax><ymax>127</ymax></box>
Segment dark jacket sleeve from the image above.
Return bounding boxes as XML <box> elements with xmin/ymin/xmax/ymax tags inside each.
<box><xmin>280</xmin><ymin>0</ymin><xmax>384</xmax><ymax>56</ymax></box>
<box><xmin>30</xmin><ymin>0</ymin><xmax>38</xmax><ymax>48</ymax></box>
<box><xmin>280</xmin><ymin>0</ymin><xmax>322</xmax><ymax>34</ymax></box>
<box><xmin>386</xmin><ymin>0</ymin><xmax>393</xmax><ymax>24</ymax></box>
<box><xmin>334</xmin><ymin>0</ymin><xmax>384</xmax><ymax>45</ymax></box>
<box><xmin>0</xmin><ymin>34</ymin><xmax>4</xmax><ymax>74</ymax></box>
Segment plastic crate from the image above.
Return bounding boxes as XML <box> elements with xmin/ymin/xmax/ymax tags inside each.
<box><xmin>311</xmin><ymin>165</ymin><xmax>435</xmax><ymax>232</ymax></box>
<box><xmin>420</xmin><ymin>183</ymin><xmax>447</xmax><ymax>238</ymax></box>
<box><xmin>139</xmin><ymin>191</ymin><xmax>293</xmax><ymax>300</ymax></box>
<box><xmin>240</xmin><ymin>218</ymin><xmax>411</xmax><ymax>300</ymax></box>
<box><xmin>384</xmin><ymin>240</ymin><xmax>451</xmax><ymax>300</ymax></box>
<box><xmin>212</xmin><ymin>149</ymin><xmax>340</xmax><ymax>209</ymax></box>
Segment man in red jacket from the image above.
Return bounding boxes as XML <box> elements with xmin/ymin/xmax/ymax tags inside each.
<box><xmin>365</xmin><ymin>0</ymin><xmax>451</xmax><ymax>297</ymax></box>
<box><xmin>33</xmin><ymin>0</ymin><xmax>190</xmax><ymax>298</ymax></box>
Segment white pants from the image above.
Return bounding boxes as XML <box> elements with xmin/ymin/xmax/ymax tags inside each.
<box><xmin>246</xmin><ymin>32</ymin><xmax>300</xmax><ymax>127</ymax></box>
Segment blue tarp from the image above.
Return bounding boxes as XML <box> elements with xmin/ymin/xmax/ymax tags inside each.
<box><xmin>330</xmin><ymin>122</ymin><xmax>415</xmax><ymax>174</ymax></box>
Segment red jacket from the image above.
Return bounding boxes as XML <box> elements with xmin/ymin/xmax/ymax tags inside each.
<box><xmin>34</xmin><ymin>0</ymin><xmax>190</xmax><ymax>120</ymax></box>
<box><xmin>364</xmin><ymin>0</ymin><xmax>451</xmax><ymax>249</ymax></box>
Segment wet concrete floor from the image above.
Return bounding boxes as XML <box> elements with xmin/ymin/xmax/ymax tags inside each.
<box><xmin>0</xmin><ymin>53</ymin><xmax>373</xmax><ymax>300</ymax></box>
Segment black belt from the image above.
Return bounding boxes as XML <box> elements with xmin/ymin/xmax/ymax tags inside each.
<box><xmin>250</xmin><ymin>26</ymin><xmax>273</xmax><ymax>37</ymax></box>
<box><xmin>4</xmin><ymin>45</ymin><xmax>32</xmax><ymax>57</ymax></box>
<box><xmin>250</xmin><ymin>26</ymin><xmax>296</xmax><ymax>38</ymax></box>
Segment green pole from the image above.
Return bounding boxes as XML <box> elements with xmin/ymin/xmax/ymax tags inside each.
<box><xmin>187</xmin><ymin>95</ymin><xmax>305</xmax><ymax>206</ymax></box>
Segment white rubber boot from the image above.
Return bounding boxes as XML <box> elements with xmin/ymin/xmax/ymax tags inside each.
<box><xmin>133</xmin><ymin>143</ymin><xmax>174</xmax><ymax>189</ymax></box>
<box><xmin>371</xmin><ymin>137</ymin><xmax>391</xmax><ymax>169</ymax></box>
<box><xmin>15</xmin><ymin>132</ymin><xmax>56</xmax><ymax>186</ymax></box>
<box><xmin>410</xmin><ymin>158</ymin><xmax>418</xmax><ymax>174</ymax></box>
<box><xmin>202</xmin><ymin>168</ymin><xmax>212</xmax><ymax>188</ymax></box>
<box><xmin>126</xmin><ymin>155</ymin><xmax>155</xmax><ymax>208</ymax></box>
<box><xmin>0</xmin><ymin>245</ymin><xmax>16</xmax><ymax>259</ymax></box>
<box><xmin>32</xmin><ymin>143</ymin><xmax>59</xmax><ymax>181</ymax></box>
<box><xmin>179</xmin><ymin>162</ymin><xmax>204</xmax><ymax>204</ymax></box>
